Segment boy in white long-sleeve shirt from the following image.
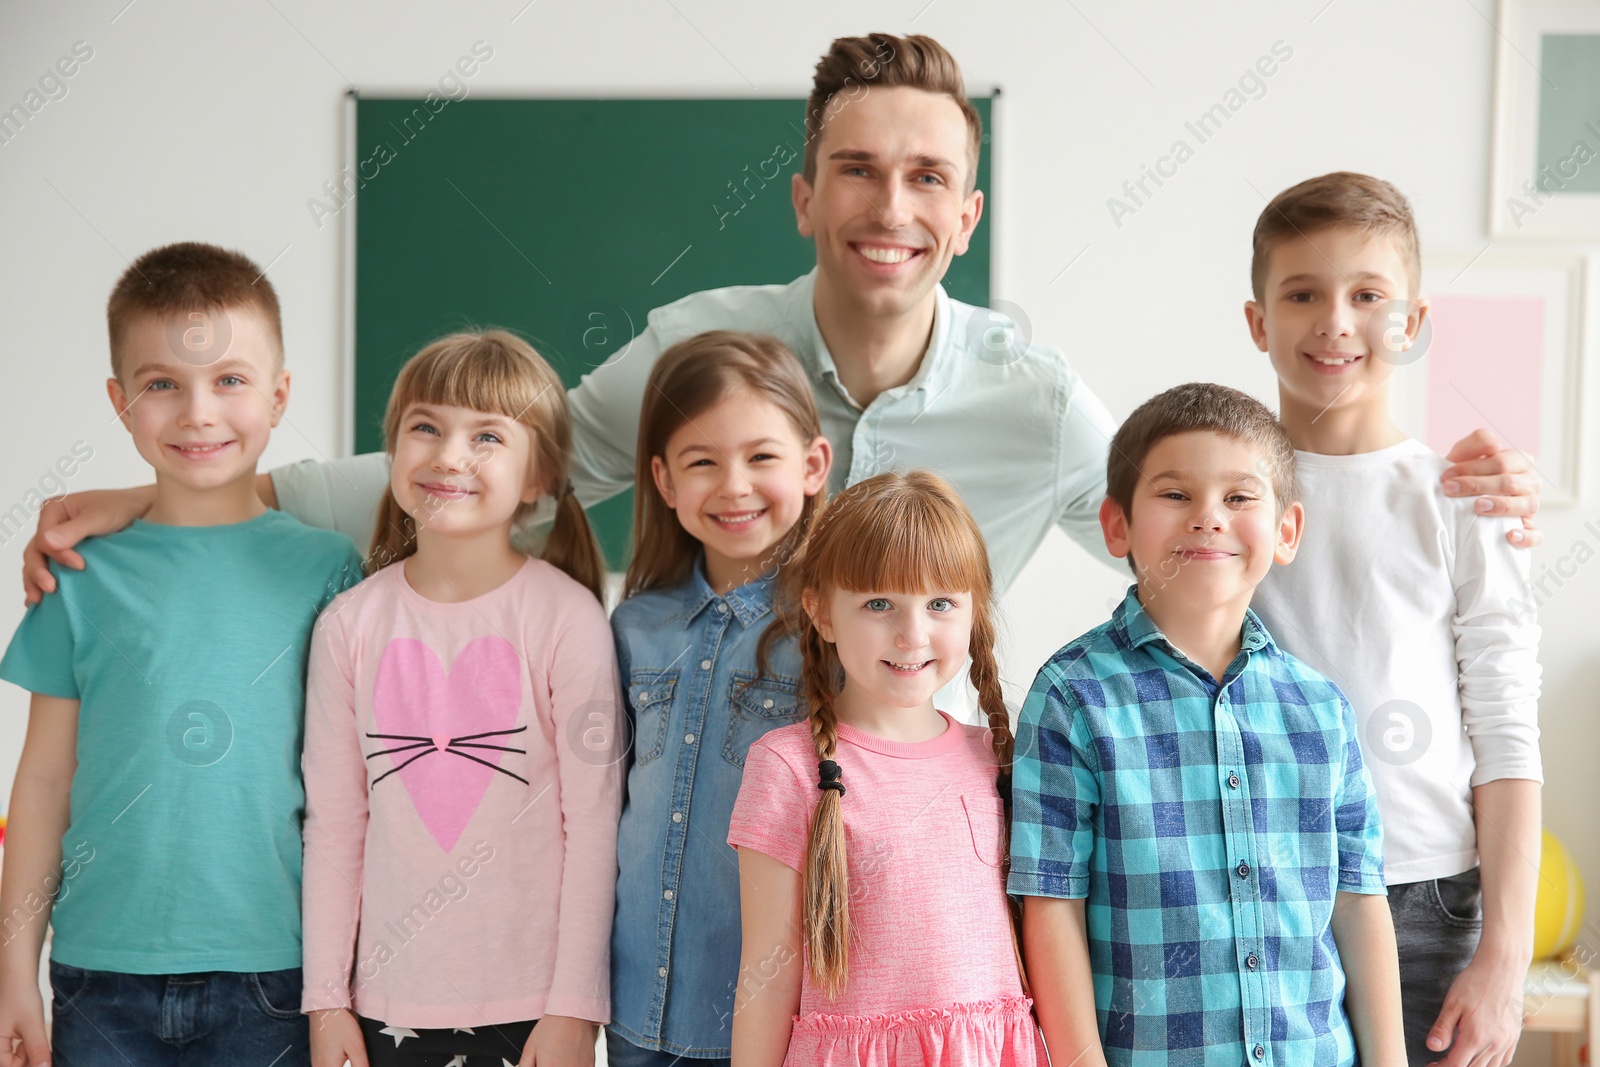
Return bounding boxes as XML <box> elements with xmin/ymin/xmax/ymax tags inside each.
<box><xmin>1243</xmin><ymin>172</ymin><xmax>1541</xmax><ymax>1067</ymax></box>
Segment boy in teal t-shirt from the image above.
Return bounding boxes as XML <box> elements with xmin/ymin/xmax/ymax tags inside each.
<box><xmin>0</xmin><ymin>242</ymin><xmax>362</xmax><ymax>1067</ymax></box>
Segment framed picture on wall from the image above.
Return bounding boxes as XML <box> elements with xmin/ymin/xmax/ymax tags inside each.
<box><xmin>1389</xmin><ymin>251</ymin><xmax>1588</xmax><ymax>505</ymax></box>
<box><xmin>1489</xmin><ymin>0</ymin><xmax>1600</xmax><ymax>239</ymax></box>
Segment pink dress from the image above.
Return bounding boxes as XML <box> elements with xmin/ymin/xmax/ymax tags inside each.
<box><xmin>728</xmin><ymin>712</ymin><xmax>1042</xmax><ymax>1067</ymax></box>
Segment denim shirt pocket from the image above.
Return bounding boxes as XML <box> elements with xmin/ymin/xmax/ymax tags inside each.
<box><xmin>627</xmin><ymin>668</ymin><xmax>679</xmax><ymax>767</ymax></box>
<box><xmin>723</xmin><ymin>669</ymin><xmax>804</xmax><ymax>769</ymax></box>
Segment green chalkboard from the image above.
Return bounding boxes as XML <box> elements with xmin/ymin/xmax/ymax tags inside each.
<box><xmin>353</xmin><ymin>96</ymin><xmax>993</xmax><ymax>568</ymax></box>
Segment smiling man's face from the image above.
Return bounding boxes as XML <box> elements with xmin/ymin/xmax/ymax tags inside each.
<box><xmin>792</xmin><ymin>85</ymin><xmax>983</xmax><ymax>323</ymax></box>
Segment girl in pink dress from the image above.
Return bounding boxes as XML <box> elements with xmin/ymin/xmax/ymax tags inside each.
<box><xmin>728</xmin><ymin>470</ymin><xmax>1041</xmax><ymax>1067</ymax></box>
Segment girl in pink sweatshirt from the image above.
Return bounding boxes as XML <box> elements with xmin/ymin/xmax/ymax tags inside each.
<box><xmin>301</xmin><ymin>331</ymin><xmax>623</xmax><ymax>1067</ymax></box>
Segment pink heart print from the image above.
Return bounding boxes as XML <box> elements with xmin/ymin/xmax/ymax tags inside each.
<box><xmin>372</xmin><ymin>635</ymin><xmax>524</xmax><ymax>852</ymax></box>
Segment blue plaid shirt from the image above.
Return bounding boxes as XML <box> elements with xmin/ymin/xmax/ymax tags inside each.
<box><xmin>1008</xmin><ymin>588</ymin><xmax>1385</xmax><ymax>1067</ymax></box>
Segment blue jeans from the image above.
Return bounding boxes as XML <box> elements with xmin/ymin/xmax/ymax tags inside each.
<box><xmin>49</xmin><ymin>961</ymin><xmax>309</xmax><ymax>1066</ymax></box>
<box><xmin>604</xmin><ymin>1028</ymin><xmax>729</xmax><ymax>1067</ymax></box>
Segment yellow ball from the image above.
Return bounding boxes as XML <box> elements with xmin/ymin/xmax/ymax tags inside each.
<box><xmin>1533</xmin><ymin>830</ymin><xmax>1586</xmax><ymax>960</ymax></box>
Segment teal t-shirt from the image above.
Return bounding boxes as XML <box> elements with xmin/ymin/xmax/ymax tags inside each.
<box><xmin>0</xmin><ymin>509</ymin><xmax>364</xmax><ymax>974</ymax></box>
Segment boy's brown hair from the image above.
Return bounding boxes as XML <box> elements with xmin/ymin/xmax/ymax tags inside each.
<box><xmin>1106</xmin><ymin>382</ymin><xmax>1298</xmax><ymax>550</ymax></box>
<box><xmin>803</xmin><ymin>33</ymin><xmax>983</xmax><ymax>194</ymax></box>
<box><xmin>1250</xmin><ymin>171</ymin><xmax>1420</xmax><ymax>302</ymax></box>
<box><xmin>106</xmin><ymin>241</ymin><xmax>283</xmax><ymax>379</ymax></box>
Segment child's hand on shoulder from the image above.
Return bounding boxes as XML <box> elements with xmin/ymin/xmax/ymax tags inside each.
<box><xmin>310</xmin><ymin>1008</ymin><xmax>369</xmax><ymax>1067</ymax></box>
<box><xmin>0</xmin><ymin>966</ymin><xmax>49</xmax><ymax>1067</ymax></box>
<box><xmin>518</xmin><ymin>1014</ymin><xmax>596</xmax><ymax>1067</ymax></box>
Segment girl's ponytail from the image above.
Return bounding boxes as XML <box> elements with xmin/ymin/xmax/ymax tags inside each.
<box><xmin>969</xmin><ymin>609</ymin><xmax>1028</xmax><ymax>992</ymax></box>
<box><xmin>543</xmin><ymin>481</ymin><xmax>605</xmax><ymax>602</ymax></box>
<box><xmin>798</xmin><ymin>616</ymin><xmax>852</xmax><ymax>997</ymax></box>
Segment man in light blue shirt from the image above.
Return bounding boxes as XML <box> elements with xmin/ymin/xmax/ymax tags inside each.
<box><xmin>265</xmin><ymin>33</ymin><xmax>1117</xmax><ymax>596</ymax></box>
<box><xmin>22</xmin><ymin>37</ymin><xmax>1542</xmax><ymax>602</ymax></box>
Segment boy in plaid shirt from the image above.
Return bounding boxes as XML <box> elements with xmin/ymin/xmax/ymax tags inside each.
<box><xmin>1008</xmin><ymin>383</ymin><xmax>1405</xmax><ymax>1067</ymax></box>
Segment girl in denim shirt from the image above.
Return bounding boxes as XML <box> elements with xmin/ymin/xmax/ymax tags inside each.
<box><xmin>607</xmin><ymin>331</ymin><xmax>832</xmax><ymax>1067</ymax></box>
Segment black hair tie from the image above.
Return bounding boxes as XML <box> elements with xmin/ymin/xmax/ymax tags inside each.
<box><xmin>817</xmin><ymin>759</ymin><xmax>846</xmax><ymax>797</ymax></box>
<box><xmin>996</xmin><ymin>771</ymin><xmax>1013</xmax><ymax>806</ymax></box>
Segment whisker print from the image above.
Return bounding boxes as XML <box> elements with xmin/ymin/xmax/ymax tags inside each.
<box><xmin>446</xmin><ymin>749</ymin><xmax>531</xmax><ymax>785</ymax></box>
<box><xmin>369</xmin><ymin>748</ymin><xmax>438</xmax><ymax>786</ymax></box>
<box><xmin>451</xmin><ymin>726</ymin><xmax>528</xmax><ymax>743</ymax></box>
<box><xmin>362</xmin><ymin>725</ymin><xmax>530</xmax><ymax>787</ymax></box>
<box><xmin>365</xmin><ymin>741</ymin><xmax>434</xmax><ymax>760</ymax></box>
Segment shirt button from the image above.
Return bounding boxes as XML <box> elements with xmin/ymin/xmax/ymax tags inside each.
<box><xmin>1246</xmin><ymin>953</ymin><xmax>1258</xmax><ymax>970</ymax></box>
<box><xmin>639</xmin><ymin>692</ymin><xmax>650</xmax><ymax>701</ymax></box>
<box><xmin>671</xmin><ymin>812</ymin><xmax>683</xmax><ymax>823</ymax></box>
<box><xmin>763</xmin><ymin>699</ymin><xmax>774</xmax><ymax>709</ymax></box>
<box><xmin>1254</xmin><ymin>1044</ymin><xmax>1265</xmax><ymax>1060</ymax></box>
<box><xmin>1228</xmin><ymin>773</ymin><xmax>1240</xmax><ymax>789</ymax></box>
<box><xmin>685</xmin><ymin>733</ymin><xmax>696</xmax><ymax>745</ymax></box>
<box><xmin>657</xmin><ymin>966</ymin><xmax>668</xmax><ymax>978</ymax></box>
<box><xmin>700</xmin><ymin>659</ymin><xmax>712</xmax><ymax>670</ymax></box>
<box><xmin>1237</xmin><ymin>862</ymin><xmax>1251</xmax><ymax>878</ymax></box>
<box><xmin>663</xmin><ymin>889</ymin><xmax>674</xmax><ymax>900</ymax></box>
<box><xmin>717</xmin><ymin>602</ymin><xmax>728</xmax><ymax>614</ymax></box>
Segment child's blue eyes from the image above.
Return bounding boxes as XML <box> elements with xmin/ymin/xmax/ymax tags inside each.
<box><xmin>147</xmin><ymin>376</ymin><xmax>246</xmax><ymax>390</ymax></box>
<box><xmin>409</xmin><ymin>423</ymin><xmax>502</xmax><ymax>445</ymax></box>
<box><xmin>865</xmin><ymin>597</ymin><xmax>956</xmax><ymax>612</ymax></box>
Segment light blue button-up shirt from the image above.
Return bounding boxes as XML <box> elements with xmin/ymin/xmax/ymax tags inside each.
<box><xmin>607</xmin><ymin>558</ymin><xmax>804</xmax><ymax>1057</ymax></box>
<box><xmin>270</xmin><ymin>270</ymin><xmax>1118</xmax><ymax>595</ymax></box>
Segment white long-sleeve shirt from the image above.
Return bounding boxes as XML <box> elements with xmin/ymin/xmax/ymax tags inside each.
<box><xmin>1252</xmin><ymin>438</ymin><xmax>1542</xmax><ymax>885</ymax></box>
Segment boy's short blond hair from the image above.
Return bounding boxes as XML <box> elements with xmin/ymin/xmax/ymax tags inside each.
<box><xmin>1250</xmin><ymin>172</ymin><xmax>1420</xmax><ymax>302</ymax></box>
<box><xmin>106</xmin><ymin>242</ymin><xmax>283</xmax><ymax>379</ymax></box>
<box><xmin>1106</xmin><ymin>383</ymin><xmax>1298</xmax><ymax>572</ymax></box>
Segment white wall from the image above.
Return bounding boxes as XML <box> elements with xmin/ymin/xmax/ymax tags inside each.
<box><xmin>2</xmin><ymin>0</ymin><xmax>1595</xmax><ymax>1054</ymax></box>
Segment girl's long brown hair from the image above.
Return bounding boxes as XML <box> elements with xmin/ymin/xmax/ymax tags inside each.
<box><xmin>368</xmin><ymin>330</ymin><xmax>605</xmax><ymax>600</ymax></box>
<box><xmin>765</xmin><ymin>469</ymin><xmax>1017</xmax><ymax>997</ymax></box>
<box><xmin>623</xmin><ymin>330</ymin><xmax>826</xmax><ymax>601</ymax></box>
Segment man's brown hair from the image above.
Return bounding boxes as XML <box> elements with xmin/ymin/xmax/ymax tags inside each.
<box><xmin>106</xmin><ymin>241</ymin><xmax>283</xmax><ymax>378</ymax></box>
<box><xmin>1249</xmin><ymin>171</ymin><xmax>1421</xmax><ymax>302</ymax></box>
<box><xmin>1106</xmin><ymin>383</ymin><xmax>1298</xmax><ymax>566</ymax></box>
<box><xmin>803</xmin><ymin>33</ymin><xmax>983</xmax><ymax>194</ymax></box>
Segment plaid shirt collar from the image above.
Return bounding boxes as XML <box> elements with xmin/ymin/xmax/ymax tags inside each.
<box><xmin>1109</xmin><ymin>585</ymin><xmax>1277</xmax><ymax>670</ymax></box>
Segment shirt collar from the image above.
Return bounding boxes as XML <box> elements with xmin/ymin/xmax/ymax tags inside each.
<box><xmin>1111</xmin><ymin>585</ymin><xmax>1277</xmax><ymax>661</ymax></box>
<box><xmin>683</xmin><ymin>554</ymin><xmax>777</xmax><ymax>628</ymax></box>
<box><xmin>798</xmin><ymin>267</ymin><xmax>955</xmax><ymax>407</ymax></box>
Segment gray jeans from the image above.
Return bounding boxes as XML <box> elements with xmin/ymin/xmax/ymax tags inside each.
<box><xmin>1388</xmin><ymin>867</ymin><xmax>1484</xmax><ymax>1067</ymax></box>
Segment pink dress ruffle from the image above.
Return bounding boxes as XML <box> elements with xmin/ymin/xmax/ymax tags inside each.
<box><xmin>784</xmin><ymin>995</ymin><xmax>1042</xmax><ymax>1067</ymax></box>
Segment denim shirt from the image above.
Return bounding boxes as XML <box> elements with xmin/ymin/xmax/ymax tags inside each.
<box><xmin>608</xmin><ymin>558</ymin><xmax>805</xmax><ymax>1057</ymax></box>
